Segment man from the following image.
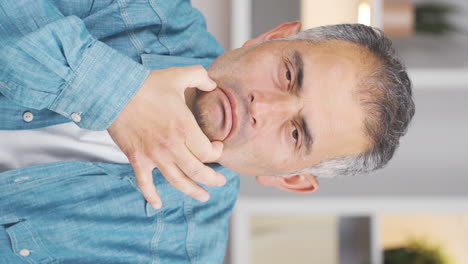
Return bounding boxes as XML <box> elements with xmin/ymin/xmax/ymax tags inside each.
<box><xmin>0</xmin><ymin>0</ymin><xmax>415</xmax><ymax>263</ymax></box>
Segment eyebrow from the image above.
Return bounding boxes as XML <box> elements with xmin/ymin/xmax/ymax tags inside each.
<box><xmin>293</xmin><ymin>51</ymin><xmax>304</xmax><ymax>90</ymax></box>
<box><xmin>293</xmin><ymin>50</ymin><xmax>313</xmax><ymax>154</ymax></box>
<box><xmin>300</xmin><ymin>116</ymin><xmax>313</xmax><ymax>155</ymax></box>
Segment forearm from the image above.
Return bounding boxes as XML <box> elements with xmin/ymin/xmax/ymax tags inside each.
<box><xmin>0</xmin><ymin>0</ymin><xmax>149</xmax><ymax>130</ymax></box>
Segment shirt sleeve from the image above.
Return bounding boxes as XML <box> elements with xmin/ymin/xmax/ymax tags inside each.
<box><xmin>0</xmin><ymin>0</ymin><xmax>150</xmax><ymax>130</ymax></box>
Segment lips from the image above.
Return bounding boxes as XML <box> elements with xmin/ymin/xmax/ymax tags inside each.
<box><xmin>193</xmin><ymin>86</ymin><xmax>238</xmax><ymax>142</ymax></box>
<box><xmin>217</xmin><ymin>88</ymin><xmax>232</xmax><ymax>141</ymax></box>
<box><xmin>219</xmin><ymin>87</ymin><xmax>238</xmax><ymax>141</ymax></box>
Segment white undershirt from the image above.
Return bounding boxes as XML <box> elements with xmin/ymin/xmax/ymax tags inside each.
<box><xmin>0</xmin><ymin>122</ymin><xmax>129</xmax><ymax>172</ymax></box>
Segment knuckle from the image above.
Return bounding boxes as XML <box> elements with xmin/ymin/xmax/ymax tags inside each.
<box><xmin>137</xmin><ymin>176</ymin><xmax>152</xmax><ymax>186</ymax></box>
<box><xmin>165</xmin><ymin>119</ymin><xmax>185</xmax><ymax>136</ymax></box>
<box><xmin>187</xmin><ymin>166</ymin><xmax>205</xmax><ymax>180</ymax></box>
<box><xmin>174</xmin><ymin>121</ymin><xmax>188</xmax><ymax>136</ymax></box>
<box><xmin>176</xmin><ymin>125</ymin><xmax>189</xmax><ymax>138</ymax></box>
<box><xmin>192</xmin><ymin>167</ymin><xmax>217</xmax><ymax>185</ymax></box>
<box><xmin>149</xmin><ymin>152</ymin><xmax>164</xmax><ymax>166</ymax></box>
<box><xmin>126</xmin><ymin>151</ymin><xmax>141</xmax><ymax>164</ymax></box>
<box><xmin>196</xmin><ymin>151</ymin><xmax>212</xmax><ymax>163</ymax></box>
<box><xmin>155</xmin><ymin>136</ymin><xmax>184</xmax><ymax>156</ymax></box>
<box><xmin>156</xmin><ymin>138</ymin><xmax>177</xmax><ymax>152</ymax></box>
<box><xmin>167</xmin><ymin>175</ymin><xmax>184</xmax><ymax>186</ymax></box>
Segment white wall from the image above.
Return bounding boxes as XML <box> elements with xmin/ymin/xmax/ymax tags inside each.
<box><xmin>192</xmin><ymin>0</ymin><xmax>230</xmax><ymax>50</ymax></box>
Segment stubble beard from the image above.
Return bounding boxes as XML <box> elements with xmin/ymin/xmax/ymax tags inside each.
<box><xmin>191</xmin><ymin>90</ymin><xmax>217</xmax><ymax>141</ymax></box>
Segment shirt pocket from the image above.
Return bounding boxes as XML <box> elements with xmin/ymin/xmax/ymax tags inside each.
<box><xmin>0</xmin><ymin>216</ymin><xmax>58</xmax><ymax>264</ymax></box>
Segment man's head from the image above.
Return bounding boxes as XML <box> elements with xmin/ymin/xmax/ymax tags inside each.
<box><xmin>186</xmin><ymin>22</ymin><xmax>415</xmax><ymax>193</ymax></box>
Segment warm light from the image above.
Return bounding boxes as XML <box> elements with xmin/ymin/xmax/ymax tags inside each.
<box><xmin>301</xmin><ymin>0</ymin><xmax>373</xmax><ymax>30</ymax></box>
<box><xmin>358</xmin><ymin>1</ymin><xmax>372</xmax><ymax>26</ymax></box>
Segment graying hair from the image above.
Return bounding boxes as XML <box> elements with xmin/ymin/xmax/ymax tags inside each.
<box><xmin>273</xmin><ymin>24</ymin><xmax>415</xmax><ymax>178</ymax></box>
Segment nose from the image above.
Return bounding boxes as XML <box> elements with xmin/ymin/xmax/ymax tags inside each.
<box><xmin>248</xmin><ymin>91</ymin><xmax>299</xmax><ymax>126</ymax></box>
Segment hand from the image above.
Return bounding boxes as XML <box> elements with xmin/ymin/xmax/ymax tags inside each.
<box><xmin>108</xmin><ymin>65</ymin><xmax>226</xmax><ymax>209</ymax></box>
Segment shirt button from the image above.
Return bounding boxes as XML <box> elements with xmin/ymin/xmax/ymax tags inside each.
<box><xmin>23</xmin><ymin>111</ymin><xmax>34</xmax><ymax>122</ymax></box>
<box><xmin>71</xmin><ymin>112</ymin><xmax>82</xmax><ymax>123</ymax></box>
<box><xmin>19</xmin><ymin>249</ymin><xmax>30</xmax><ymax>257</ymax></box>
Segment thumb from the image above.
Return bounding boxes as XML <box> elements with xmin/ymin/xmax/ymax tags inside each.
<box><xmin>184</xmin><ymin>111</ymin><xmax>224</xmax><ymax>163</ymax></box>
<box><xmin>177</xmin><ymin>65</ymin><xmax>217</xmax><ymax>94</ymax></box>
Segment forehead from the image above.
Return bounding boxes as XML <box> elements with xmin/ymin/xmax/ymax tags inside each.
<box><xmin>293</xmin><ymin>40</ymin><xmax>372</xmax><ymax>166</ymax></box>
<box><xmin>296</xmin><ymin>40</ymin><xmax>373</xmax><ymax>76</ymax></box>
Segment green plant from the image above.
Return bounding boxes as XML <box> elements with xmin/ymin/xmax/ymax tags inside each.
<box><xmin>415</xmin><ymin>3</ymin><xmax>457</xmax><ymax>35</ymax></box>
<box><xmin>384</xmin><ymin>239</ymin><xmax>452</xmax><ymax>264</ymax></box>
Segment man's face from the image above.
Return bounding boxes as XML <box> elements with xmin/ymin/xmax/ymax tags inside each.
<box><xmin>190</xmin><ymin>39</ymin><xmax>371</xmax><ymax>177</ymax></box>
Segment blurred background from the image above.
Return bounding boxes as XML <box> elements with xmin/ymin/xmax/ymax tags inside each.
<box><xmin>192</xmin><ymin>0</ymin><xmax>468</xmax><ymax>263</ymax></box>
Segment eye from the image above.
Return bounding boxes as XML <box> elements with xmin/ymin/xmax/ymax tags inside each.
<box><xmin>284</xmin><ymin>60</ymin><xmax>294</xmax><ymax>91</ymax></box>
<box><xmin>292</xmin><ymin>126</ymin><xmax>299</xmax><ymax>144</ymax></box>
<box><xmin>285</xmin><ymin>67</ymin><xmax>292</xmax><ymax>82</ymax></box>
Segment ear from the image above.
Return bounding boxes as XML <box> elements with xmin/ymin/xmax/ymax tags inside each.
<box><xmin>243</xmin><ymin>21</ymin><xmax>302</xmax><ymax>47</ymax></box>
<box><xmin>255</xmin><ymin>174</ymin><xmax>319</xmax><ymax>193</ymax></box>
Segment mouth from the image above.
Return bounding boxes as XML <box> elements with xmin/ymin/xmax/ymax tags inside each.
<box><xmin>218</xmin><ymin>87</ymin><xmax>238</xmax><ymax>141</ymax></box>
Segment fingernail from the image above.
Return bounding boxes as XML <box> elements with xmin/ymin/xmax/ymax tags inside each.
<box><xmin>216</xmin><ymin>174</ymin><xmax>227</xmax><ymax>186</ymax></box>
<box><xmin>199</xmin><ymin>194</ymin><xmax>210</xmax><ymax>202</ymax></box>
<box><xmin>152</xmin><ymin>202</ymin><xmax>162</xmax><ymax>210</ymax></box>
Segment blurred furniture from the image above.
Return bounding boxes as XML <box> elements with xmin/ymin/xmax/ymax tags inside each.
<box><xmin>230</xmin><ymin>0</ymin><xmax>468</xmax><ymax>89</ymax></box>
<box><xmin>231</xmin><ymin>0</ymin><xmax>383</xmax><ymax>49</ymax></box>
<box><xmin>383</xmin><ymin>0</ymin><xmax>415</xmax><ymax>37</ymax></box>
<box><xmin>230</xmin><ymin>197</ymin><xmax>468</xmax><ymax>264</ymax></box>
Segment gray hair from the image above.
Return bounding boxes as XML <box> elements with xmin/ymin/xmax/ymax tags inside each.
<box><xmin>274</xmin><ymin>24</ymin><xmax>415</xmax><ymax>178</ymax></box>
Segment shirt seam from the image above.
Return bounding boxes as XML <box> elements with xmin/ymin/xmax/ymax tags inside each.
<box><xmin>0</xmin><ymin>166</ymin><xmax>95</xmax><ymax>195</ymax></box>
<box><xmin>151</xmin><ymin>209</ymin><xmax>164</xmax><ymax>264</ymax></box>
<box><xmin>148</xmin><ymin>0</ymin><xmax>172</xmax><ymax>55</ymax></box>
<box><xmin>183</xmin><ymin>199</ymin><xmax>197</xmax><ymax>264</ymax></box>
<box><xmin>0</xmin><ymin>80</ymin><xmax>12</xmax><ymax>91</ymax></box>
<box><xmin>1</xmin><ymin>162</ymin><xmax>91</xmax><ymax>177</ymax></box>
<box><xmin>117</xmin><ymin>0</ymin><xmax>145</xmax><ymax>55</ymax></box>
<box><xmin>52</xmin><ymin>38</ymin><xmax>99</xmax><ymax>116</ymax></box>
<box><xmin>86</xmin><ymin>0</ymin><xmax>96</xmax><ymax>17</ymax></box>
<box><xmin>23</xmin><ymin>220</ymin><xmax>57</xmax><ymax>263</ymax></box>
<box><xmin>103</xmin><ymin>64</ymin><xmax>149</xmax><ymax>130</ymax></box>
<box><xmin>7</xmin><ymin>225</ymin><xmax>34</xmax><ymax>264</ymax></box>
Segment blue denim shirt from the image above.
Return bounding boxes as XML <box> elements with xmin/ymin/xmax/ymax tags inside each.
<box><xmin>0</xmin><ymin>162</ymin><xmax>240</xmax><ymax>264</ymax></box>
<box><xmin>0</xmin><ymin>0</ymin><xmax>223</xmax><ymax>130</ymax></box>
<box><xmin>0</xmin><ymin>0</ymin><xmax>239</xmax><ymax>263</ymax></box>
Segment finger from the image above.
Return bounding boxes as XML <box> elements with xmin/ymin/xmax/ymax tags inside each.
<box><xmin>157</xmin><ymin>162</ymin><xmax>211</xmax><ymax>202</ymax></box>
<box><xmin>173</xmin><ymin>146</ymin><xmax>226</xmax><ymax>187</ymax></box>
<box><xmin>183</xmin><ymin>111</ymin><xmax>224</xmax><ymax>163</ymax></box>
<box><xmin>203</xmin><ymin>141</ymin><xmax>223</xmax><ymax>163</ymax></box>
<box><xmin>176</xmin><ymin>65</ymin><xmax>217</xmax><ymax>93</ymax></box>
<box><xmin>131</xmin><ymin>159</ymin><xmax>162</xmax><ymax>209</ymax></box>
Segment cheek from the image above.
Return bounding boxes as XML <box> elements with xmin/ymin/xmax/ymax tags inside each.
<box><xmin>220</xmin><ymin>135</ymin><xmax>289</xmax><ymax>175</ymax></box>
<box><xmin>247</xmin><ymin>135</ymin><xmax>292</xmax><ymax>171</ymax></box>
<box><xmin>243</xmin><ymin>60</ymin><xmax>277</xmax><ymax>88</ymax></box>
